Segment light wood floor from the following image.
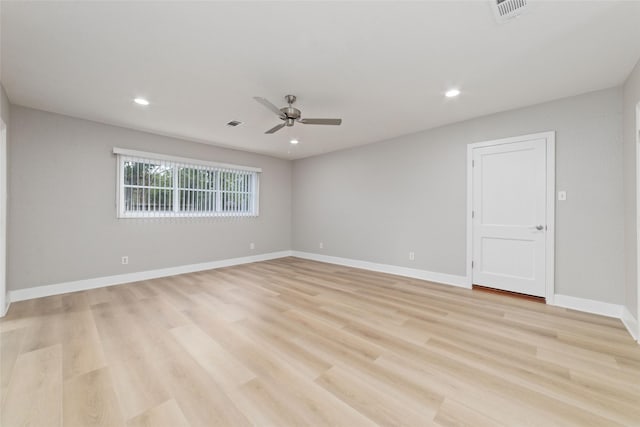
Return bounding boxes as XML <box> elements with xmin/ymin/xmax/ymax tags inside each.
<box><xmin>1</xmin><ymin>257</ymin><xmax>639</xmax><ymax>427</ymax></box>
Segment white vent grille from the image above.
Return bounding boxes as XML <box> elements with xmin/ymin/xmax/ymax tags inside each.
<box><xmin>493</xmin><ymin>0</ymin><xmax>528</xmax><ymax>23</ymax></box>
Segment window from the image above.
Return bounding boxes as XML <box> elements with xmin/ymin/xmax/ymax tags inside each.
<box><xmin>114</xmin><ymin>148</ymin><xmax>260</xmax><ymax>218</ymax></box>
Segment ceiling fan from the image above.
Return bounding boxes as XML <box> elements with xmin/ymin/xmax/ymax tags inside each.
<box><xmin>253</xmin><ymin>95</ymin><xmax>342</xmax><ymax>134</ymax></box>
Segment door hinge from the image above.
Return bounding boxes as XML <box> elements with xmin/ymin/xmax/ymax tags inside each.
<box><xmin>472</xmin><ymin>210</ymin><xmax>475</xmax><ymax>218</ymax></box>
<box><xmin>471</xmin><ymin>261</ymin><xmax>474</xmax><ymax>268</ymax></box>
<box><xmin>472</xmin><ymin>160</ymin><xmax>475</xmax><ymax>167</ymax></box>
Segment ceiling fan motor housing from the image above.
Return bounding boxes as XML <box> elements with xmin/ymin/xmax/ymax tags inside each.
<box><xmin>281</xmin><ymin>106</ymin><xmax>301</xmax><ymax>126</ymax></box>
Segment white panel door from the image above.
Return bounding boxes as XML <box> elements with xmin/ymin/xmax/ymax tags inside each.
<box><xmin>472</xmin><ymin>138</ymin><xmax>547</xmax><ymax>297</ymax></box>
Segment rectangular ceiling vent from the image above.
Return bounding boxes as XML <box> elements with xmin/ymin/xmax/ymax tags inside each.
<box><xmin>492</xmin><ymin>0</ymin><xmax>528</xmax><ymax>23</ymax></box>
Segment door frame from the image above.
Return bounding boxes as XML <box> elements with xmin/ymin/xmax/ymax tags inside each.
<box><xmin>636</xmin><ymin>102</ymin><xmax>640</xmax><ymax>338</ymax></box>
<box><xmin>466</xmin><ymin>131</ymin><xmax>556</xmax><ymax>302</ymax></box>
<box><xmin>0</xmin><ymin>118</ymin><xmax>6</xmax><ymax>316</ymax></box>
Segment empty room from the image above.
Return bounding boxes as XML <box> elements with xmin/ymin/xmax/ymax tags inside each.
<box><xmin>1</xmin><ymin>1</ymin><xmax>640</xmax><ymax>426</ymax></box>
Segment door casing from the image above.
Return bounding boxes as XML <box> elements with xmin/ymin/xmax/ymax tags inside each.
<box><xmin>636</xmin><ymin>102</ymin><xmax>640</xmax><ymax>340</ymax></box>
<box><xmin>0</xmin><ymin>118</ymin><xmax>6</xmax><ymax>316</ymax></box>
<box><xmin>466</xmin><ymin>131</ymin><xmax>556</xmax><ymax>303</ymax></box>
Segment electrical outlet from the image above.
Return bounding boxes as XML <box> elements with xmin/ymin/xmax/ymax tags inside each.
<box><xmin>409</xmin><ymin>251</ymin><xmax>415</xmax><ymax>261</ymax></box>
<box><xmin>121</xmin><ymin>256</ymin><xmax>128</xmax><ymax>265</ymax></box>
<box><xmin>319</xmin><ymin>242</ymin><xmax>324</xmax><ymax>249</ymax></box>
<box><xmin>249</xmin><ymin>242</ymin><xmax>255</xmax><ymax>250</ymax></box>
<box><xmin>558</xmin><ymin>191</ymin><xmax>567</xmax><ymax>201</ymax></box>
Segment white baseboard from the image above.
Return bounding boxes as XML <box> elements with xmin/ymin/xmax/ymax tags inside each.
<box><xmin>621</xmin><ymin>305</ymin><xmax>639</xmax><ymax>342</ymax></box>
<box><xmin>552</xmin><ymin>294</ymin><xmax>622</xmax><ymax>318</ymax></box>
<box><xmin>291</xmin><ymin>251</ymin><xmax>468</xmax><ymax>288</ymax></box>
<box><xmin>8</xmin><ymin>250</ymin><xmax>293</xmax><ymax>303</ymax></box>
<box><xmin>6</xmin><ymin>249</ymin><xmax>639</xmax><ymax>343</ymax></box>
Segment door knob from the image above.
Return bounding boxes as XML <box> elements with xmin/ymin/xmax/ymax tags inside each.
<box><xmin>535</xmin><ymin>225</ymin><xmax>544</xmax><ymax>231</ymax></box>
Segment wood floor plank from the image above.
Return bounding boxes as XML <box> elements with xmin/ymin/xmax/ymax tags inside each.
<box><xmin>235</xmin><ymin>315</ymin><xmax>332</xmax><ymax>379</ymax></box>
<box><xmin>434</xmin><ymin>398</ymin><xmax>507</xmax><ymax>427</ymax></box>
<box><xmin>241</xmin><ymin>374</ymin><xmax>378</xmax><ymax>427</ymax></box>
<box><xmin>426</xmin><ymin>337</ymin><xmax>640</xmax><ymax>425</ymax></box>
<box><xmin>135</xmin><ymin>296</ymin><xmax>192</xmax><ymax>330</ymax></box>
<box><xmin>237</xmin><ymin>377</ymin><xmax>310</xmax><ymax>426</ymax></box>
<box><xmin>61</xmin><ymin>310</ymin><xmax>107</xmax><ymax>380</ymax></box>
<box><xmin>1</xmin><ymin>257</ymin><xmax>639</xmax><ymax>426</ymax></box>
<box><xmin>316</xmin><ymin>365</ymin><xmax>438</xmax><ymax>426</ymax></box>
<box><xmin>169</xmin><ymin>324</ymin><xmax>256</xmax><ymax>388</ymax></box>
<box><xmin>0</xmin><ymin>326</ymin><xmax>26</xmax><ymax>405</ymax></box>
<box><xmin>91</xmin><ymin>303</ymin><xmax>173</xmax><ymax>419</ymax></box>
<box><xmin>190</xmin><ymin>292</ymin><xmax>247</xmax><ymax>323</ymax></box>
<box><xmin>156</xmin><ymin>345</ymin><xmax>252</xmax><ymax>427</ymax></box>
<box><xmin>376</xmin><ymin>352</ymin><xmax>596</xmax><ymax>427</ymax></box>
<box><xmin>19</xmin><ymin>312</ymin><xmax>64</xmax><ymax>354</ymax></box>
<box><xmin>63</xmin><ymin>367</ymin><xmax>125</xmax><ymax>427</ymax></box>
<box><xmin>106</xmin><ymin>357</ymin><xmax>171</xmax><ymax>421</ymax></box>
<box><xmin>61</xmin><ymin>291</ymin><xmax>91</xmax><ymax>313</ymax></box>
<box><xmin>1</xmin><ymin>344</ymin><xmax>62</xmax><ymax>427</ymax></box>
<box><xmin>126</xmin><ymin>399</ymin><xmax>190</xmax><ymax>427</ymax></box>
<box><xmin>85</xmin><ymin>287</ymin><xmax>114</xmax><ymax>307</ymax></box>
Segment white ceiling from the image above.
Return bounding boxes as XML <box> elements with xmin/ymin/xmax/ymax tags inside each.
<box><xmin>2</xmin><ymin>1</ymin><xmax>640</xmax><ymax>159</ymax></box>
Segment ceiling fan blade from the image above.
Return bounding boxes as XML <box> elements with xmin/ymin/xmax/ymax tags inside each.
<box><xmin>298</xmin><ymin>118</ymin><xmax>342</xmax><ymax>126</ymax></box>
<box><xmin>265</xmin><ymin>123</ymin><xmax>286</xmax><ymax>134</ymax></box>
<box><xmin>254</xmin><ymin>97</ymin><xmax>285</xmax><ymax>118</ymax></box>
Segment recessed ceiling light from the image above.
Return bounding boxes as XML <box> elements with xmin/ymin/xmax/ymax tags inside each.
<box><xmin>445</xmin><ymin>89</ymin><xmax>461</xmax><ymax>98</ymax></box>
<box><xmin>290</xmin><ymin>139</ymin><xmax>299</xmax><ymax>145</ymax></box>
<box><xmin>134</xmin><ymin>97</ymin><xmax>150</xmax><ymax>106</ymax></box>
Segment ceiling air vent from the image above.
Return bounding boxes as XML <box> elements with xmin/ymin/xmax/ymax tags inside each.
<box><xmin>492</xmin><ymin>0</ymin><xmax>528</xmax><ymax>23</ymax></box>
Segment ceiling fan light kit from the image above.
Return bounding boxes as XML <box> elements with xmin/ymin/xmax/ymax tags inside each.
<box><xmin>254</xmin><ymin>94</ymin><xmax>342</xmax><ymax>134</ymax></box>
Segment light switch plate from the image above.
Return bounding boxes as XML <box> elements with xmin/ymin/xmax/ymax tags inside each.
<box><xmin>558</xmin><ymin>191</ymin><xmax>567</xmax><ymax>201</ymax></box>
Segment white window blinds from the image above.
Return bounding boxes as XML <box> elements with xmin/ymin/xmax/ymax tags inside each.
<box><xmin>114</xmin><ymin>148</ymin><xmax>260</xmax><ymax>218</ymax></box>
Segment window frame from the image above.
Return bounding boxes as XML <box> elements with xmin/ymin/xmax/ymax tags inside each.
<box><xmin>114</xmin><ymin>148</ymin><xmax>261</xmax><ymax>219</ymax></box>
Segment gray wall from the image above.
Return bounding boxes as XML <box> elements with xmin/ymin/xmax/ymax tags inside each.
<box><xmin>0</xmin><ymin>84</ymin><xmax>8</xmax><ymax>126</ymax></box>
<box><xmin>623</xmin><ymin>59</ymin><xmax>640</xmax><ymax>319</ymax></box>
<box><xmin>293</xmin><ymin>88</ymin><xmax>625</xmax><ymax>304</ymax></box>
<box><xmin>6</xmin><ymin>86</ymin><xmax>631</xmax><ymax>307</ymax></box>
<box><xmin>8</xmin><ymin>106</ymin><xmax>292</xmax><ymax>291</ymax></box>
